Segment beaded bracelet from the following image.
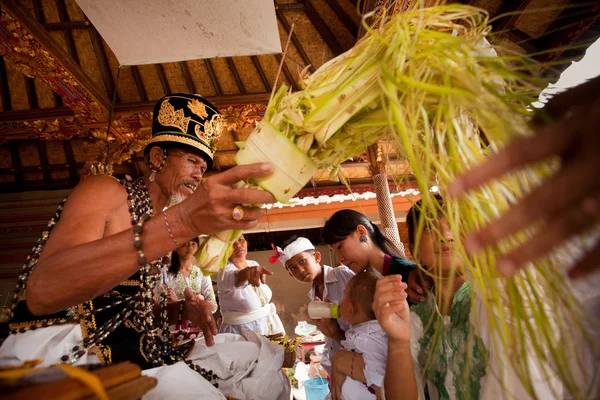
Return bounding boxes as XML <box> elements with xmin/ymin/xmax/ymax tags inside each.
<box><xmin>163</xmin><ymin>210</ymin><xmax>180</xmax><ymax>247</ymax></box>
<box><xmin>350</xmin><ymin>351</ymin><xmax>356</xmax><ymax>379</ymax></box>
<box><xmin>133</xmin><ymin>213</ymin><xmax>152</xmax><ymax>265</ymax></box>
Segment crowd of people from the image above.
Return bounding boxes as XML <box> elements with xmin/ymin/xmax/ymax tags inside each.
<box><xmin>0</xmin><ymin>73</ymin><xmax>598</xmax><ymax>400</ymax></box>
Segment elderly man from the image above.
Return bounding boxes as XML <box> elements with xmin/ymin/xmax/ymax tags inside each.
<box><xmin>0</xmin><ymin>94</ymin><xmax>289</xmax><ymax>399</ymax></box>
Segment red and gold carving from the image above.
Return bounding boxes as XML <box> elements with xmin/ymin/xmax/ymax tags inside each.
<box><xmin>0</xmin><ymin>10</ymin><xmax>108</xmax><ymax>122</ymax></box>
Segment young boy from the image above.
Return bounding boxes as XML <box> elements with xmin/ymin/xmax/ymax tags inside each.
<box><xmin>274</xmin><ymin>236</ymin><xmax>355</xmax><ymax>374</ymax></box>
<box><xmin>332</xmin><ymin>268</ymin><xmax>387</xmax><ymax>400</ymax></box>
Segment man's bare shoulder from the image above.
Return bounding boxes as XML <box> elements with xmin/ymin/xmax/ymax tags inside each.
<box><xmin>67</xmin><ymin>175</ymin><xmax>127</xmax><ymax>209</ymax></box>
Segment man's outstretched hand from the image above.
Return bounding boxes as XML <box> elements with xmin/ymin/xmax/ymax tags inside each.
<box><xmin>449</xmin><ymin>76</ymin><xmax>600</xmax><ymax>279</ymax></box>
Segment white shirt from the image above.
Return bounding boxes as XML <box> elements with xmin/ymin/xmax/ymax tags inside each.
<box><xmin>340</xmin><ymin>320</ymin><xmax>388</xmax><ymax>400</ymax></box>
<box><xmin>217</xmin><ymin>260</ymin><xmax>273</xmax><ymax>335</ymax></box>
<box><xmin>307</xmin><ymin>265</ymin><xmax>354</xmax><ymax>374</ymax></box>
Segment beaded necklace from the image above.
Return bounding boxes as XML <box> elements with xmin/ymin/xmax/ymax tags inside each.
<box><xmin>8</xmin><ymin>176</ymin><xmax>218</xmax><ymax>388</ymax></box>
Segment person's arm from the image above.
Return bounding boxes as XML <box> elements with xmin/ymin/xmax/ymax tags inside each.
<box><xmin>332</xmin><ymin>350</ymin><xmax>367</xmax><ymax>383</ymax></box>
<box><xmin>330</xmin><ymin>350</ymin><xmax>366</xmax><ymax>400</ymax></box>
<box><xmin>27</xmin><ymin>176</ymin><xmax>186</xmax><ymax>315</ymax></box>
<box><xmin>373</xmin><ymin>275</ymin><xmax>418</xmax><ymax>400</ymax></box>
<box><xmin>27</xmin><ymin>163</ymin><xmax>275</xmax><ymax>316</ymax></box>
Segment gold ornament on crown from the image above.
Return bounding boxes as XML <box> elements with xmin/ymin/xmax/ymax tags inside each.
<box><xmin>197</xmin><ymin>113</ymin><xmax>223</xmax><ymax>149</ymax></box>
<box><xmin>157</xmin><ymin>99</ymin><xmax>190</xmax><ymax>133</ymax></box>
<box><xmin>187</xmin><ymin>99</ymin><xmax>209</xmax><ymax>119</ymax></box>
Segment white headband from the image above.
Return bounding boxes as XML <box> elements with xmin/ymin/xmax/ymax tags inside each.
<box><xmin>272</xmin><ymin>237</ymin><xmax>315</xmax><ymax>267</ymax></box>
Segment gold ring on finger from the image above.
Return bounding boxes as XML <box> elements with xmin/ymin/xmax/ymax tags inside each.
<box><xmin>232</xmin><ymin>205</ymin><xmax>244</xmax><ymax>221</ymax></box>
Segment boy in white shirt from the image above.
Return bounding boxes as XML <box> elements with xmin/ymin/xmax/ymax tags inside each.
<box><xmin>332</xmin><ymin>268</ymin><xmax>387</xmax><ymax>400</ymax></box>
<box><xmin>273</xmin><ymin>236</ymin><xmax>355</xmax><ymax>374</ymax></box>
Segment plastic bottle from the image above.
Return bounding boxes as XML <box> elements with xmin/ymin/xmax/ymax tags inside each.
<box><xmin>307</xmin><ymin>301</ymin><xmax>340</xmax><ymax>319</ymax></box>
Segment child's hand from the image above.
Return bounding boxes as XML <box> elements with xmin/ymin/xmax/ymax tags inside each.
<box><xmin>373</xmin><ymin>275</ymin><xmax>411</xmax><ymax>342</ymax></box>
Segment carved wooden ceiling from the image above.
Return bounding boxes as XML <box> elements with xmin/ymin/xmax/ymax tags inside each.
<box><xmin>0</xmin><ymin>0</ymin><xmax>597</xmax><ymax>194</ymax></box>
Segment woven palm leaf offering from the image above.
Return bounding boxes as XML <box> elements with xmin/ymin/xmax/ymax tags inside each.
<box><xmin>198</xmin><ymin>5</ymin><xmax>594</xmax><ymax>397</ymax></box>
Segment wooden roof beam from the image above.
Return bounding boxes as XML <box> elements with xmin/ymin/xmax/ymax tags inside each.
<box><xmin>250</xmin><ymin>56</ymin><xmax>272</xmax><ymax>92</ymax></box>
<box><xmin>226</xmin><ymin>58</ymin><xmax>246</xmax><ymax>94</ymax></box>
<box><xmin>0</xmin><ymin>57</ymin><xmax>12</xmax><ymax>111</ymax></box>
<box><xmin>130</xmin><ymin>66</ymin><xmax>148</xmax><ymax>102</ymax></box>
<box><xmin>24</xmin><ymin>77</ymin><xmax>38</xmax><ymax>109</ymax></box>
<box><xmin>36</xmin><ymin>140</ymin><xmax>52</xmax><ymax>183</ymax></box>
<box><xmin>54</xmin><ymin>0</ymin><xmax>80</xmax><ymax>64</ymax></box>
<box><xmin>274</xmin><ymin>53</ymin><xmax>301</xmax><ymax>91</ymax></box>
<box><xmin>301</xmin><ymin>0</ymin><xmax>345</xmax><ymax>56</ymax></box>
<box><xmin>324</xmin><ymin>0</ymin><xmax>358</xmax><ymax>38</ymax></box>
<box><xmin>0</xmin><ymin>94</ymin><xmax>271</xmax><ymax>124</ymax></box>
<box><xmin>29</xmin><ymin>0</ymin><xmax>63</xmax><ymax>108</ymax></box>
<box><xmin>43</xmin><ymin>21</ymin><xmax>90</xmax><ymax>30</ymax></box>
<box><xmin>155</xmin><ymin>64</ymin><xmax>172</xmax><ymax>95</ymax></box>
<box><xmin>0</xmin><ymin>0</ymin><xmax>110</xmax><ymax>122</ymax></box>
<box><xmin>275</xmin><ymin>2</ymin><xmax>306</xmax><ymax>12</ymax></box>
<box><xmin>115</xmin><ymin>93</ymin><xmax>271</xmax><ymax>113</ymax></box>
<box><xmin>490</xmin><ymin>0</ymin><xmax>533</xmax><ymax>36</ymax></box>
<box><xmin>8</xmin><ymin>141</ymin><xmax>24</xmax><ymax>184</ymax></box>
<box><xmin>204</xmin><ymin>59</ymin><xmax>223</xmax><ymax>96</ymax></box>
<box><xmin>88</xmin><ymin>25</ymin><xmax>119</xmax><ymax>101</ymax></box>
<box><xmin>276</xmin><ymin>10</ymin><xmax>315</xmax><ymax>73</ymax></box>
<box><xmin>179</xmin><ymin>61</ymin><xmax>197</xmax><ymax>94</ymax></box>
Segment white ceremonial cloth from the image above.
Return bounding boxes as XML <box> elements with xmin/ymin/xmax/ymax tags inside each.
<box><xmin>75</xmin><ymin>0</ymin><xmax>281</xmax><ymax>65</ymax></box>
<box><xmin>0</xmin><ymin>325</ymin><xmax>290</xmax><ymax>400</ymax></box>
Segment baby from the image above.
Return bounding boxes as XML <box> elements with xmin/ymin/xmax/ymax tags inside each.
<box><xmin>333</xmin><ymin>267</ymin><xmax>387</xmax><ymax>400</ymax></box>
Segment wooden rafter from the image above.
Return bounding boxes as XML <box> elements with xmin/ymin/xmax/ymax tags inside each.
<box><xmin>226</xmin><ymin>58</ymin><xmax>246</xmax><ymax>94</ymax></box>
<box><xmin>8</xmin><ymin>141</ymin><xmax>23</xmax><ymax>184</ymax></box>
<box><xmin>0</xmin><ymin>57</ymin><xmax>12</xmax><ymax>111</ymax></box>
<box><xmin>204</xmin><ymin>59</ymin><xmax>223</xmax><ymax>96</ymax></box>
<box><xmin>324</xmin><ymin>0</ymin><xmax>359</xmax><ymax>38</ymax></box>
<box><xmin>36</xmin><ymin>140</ymin><xmax>52</xmax><ymax>182</ymax></box>
<box><xmin>115</xmin><ymin>93</ymin><xmax>272</xmax><ymax>113</ymax></box>
<box><xmin>0</xmin><ymin>106</ymin><xmax>73</xmax><ymax>122</ymax></box>
<box><xmin>24</xmin><ymin>77</ymin><xmax>38</xmax><ymax>109</ymax></box>
<box><xmin>43</xmin><ymin>21</ymin><xmax>89</xmax><ymax>30</ymax></box>
<box><xmin>302</xmin><ymin>0</ymin><xmax>345</xmax><ymax>56</ymax></box>
<box><xmin>276</xmin><ymin>2</ymin><xmax>305</xmax><ymax>12</ymax></box>
<box><xmin>88</xmin><ymin>25</ymin><xmax>119</xmax><ymax>101</ymax></box>
<box><xmin>29</xmin><ymin>0</ymin><xmax>63</xmax><ymax>108</ymax></box>
<box><xmin>54</xmin><ymin>0</ymin><xmax>80</xmax><ymax>64</ymax></box>
<box><xmin>250</xmin><ymin>56</ymin><xmax>271</xmax><ymax>92</ymax></box>
<box><xmin>274</xmin><ymin>53</ymin><xmax>301</xmax><ymax>91</ymax></box>
<box><xmin>179</xmin><ymin>61</ymin><xmax>196</xmax><ymax>94</ymax></box>
<box><xmin>155</xmin><ymin>64</ymin><xmax>171</xmax><ymax>95</ymax></box>
<box><xmin>491</xmin><ymin>0</ymin><xmax>533</xmax><ymax>35</ymax></box>
<box><xmin>276</xmin><ymin>11</ymin><xmax>315</xmax><ymax>73</ymax></box>
<box><xmin>62</xmin><ymin>140</ymin><xmax>78</xmax><ymax>182</ymax></box>
<box><xmin>130</xmin><ymin>66</ymin><xmax>148</xmax><ymax>102</ymax></box>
